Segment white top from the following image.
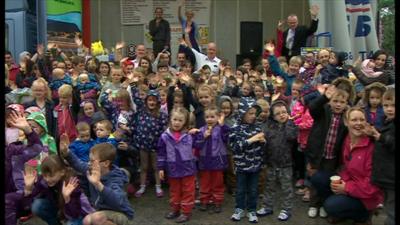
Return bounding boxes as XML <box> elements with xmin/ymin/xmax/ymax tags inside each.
<box><xmin>191</xmin><ymin>48</ymin><xmax>221</xmax><ymax>74</ymax></box>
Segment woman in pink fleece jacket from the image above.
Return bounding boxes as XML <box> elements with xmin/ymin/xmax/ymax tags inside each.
<box><xmin>315</xmin><ymin>107</ymin><xmax>384</xmax><ymax>224</ymax></box>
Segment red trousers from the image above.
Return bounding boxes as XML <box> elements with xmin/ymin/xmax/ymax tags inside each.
<box><xmin>199</xmin><ymin>170</ymin><xmax>225</xmax><ymax>205</ymax></box>
<box><xmin>168</xmin><ymin>175</ymin><xmax>195</xmax><ymax>214</ymax></box>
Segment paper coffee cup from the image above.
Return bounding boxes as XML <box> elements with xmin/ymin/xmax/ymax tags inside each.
<box><xmin>330</xmin><ymin>175</ymin><xmax>341</xmax><ymax>184</ymax></box>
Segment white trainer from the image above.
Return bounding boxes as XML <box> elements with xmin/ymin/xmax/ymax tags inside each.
<box><xmin>308</xmin><ymin>207</ymin><xmax>318</xmax><ymax>218</ymax></box>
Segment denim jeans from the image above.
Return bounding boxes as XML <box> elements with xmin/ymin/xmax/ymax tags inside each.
<box><xmin>324</xmin><ymin>194</ymin><xmax>370</xmax><ymax>222</ymax></box>
<box><xmin>309</xmin><ymin>169</ymin><xmax>335</xmax><ymax>200</ymax></box>
<box><xmin>31</xmin><ymin>198</ymin><xmax>60</xmax><ymax>225</ymax></box>
<box><xmin>235</xmin><ymin>171</ymin><xmax>259</xmax><ymax>212</ymax></box>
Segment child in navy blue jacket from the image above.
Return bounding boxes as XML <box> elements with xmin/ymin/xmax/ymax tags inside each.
<box><xmin>130</xmin><ymin>81</ymin><xmax>169</xmax><ymax>198</ymax></box>
<box><xmin>229</xmin><ymin>97</ymin><xmax>265</xmax><ymax>223</ymax></box>
<box><xmin>69</xmin><ymin>122</ymin><xmax>96</xmax><ymax>163</ymax></box>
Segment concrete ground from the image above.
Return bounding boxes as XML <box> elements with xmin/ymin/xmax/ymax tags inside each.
<box><xmin>21</xmin><ymin>185</ymin><xmax>386</xmax><ymax>225</ymax></box>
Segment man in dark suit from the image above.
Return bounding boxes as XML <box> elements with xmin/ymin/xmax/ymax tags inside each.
<box><xmin>282</xmin><ymin>5</ymin><xmax>320</xmax><ymax>61</ymax></box>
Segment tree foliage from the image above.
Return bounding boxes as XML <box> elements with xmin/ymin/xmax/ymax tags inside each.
<box><xmin>378</xmin><ymin>0</ymin><xmax>395</xmax><ymax>55</ymax></box>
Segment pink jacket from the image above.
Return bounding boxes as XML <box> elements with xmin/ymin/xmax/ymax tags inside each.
<box><xmin>291</xmin><ymin>101</ymin><xmax>313</xmax><ymax>149</ymax></box>
<box><xmin>339</xmin><ymin>135</ymin><xmax>384</xmax><ymax>210</ymax></box>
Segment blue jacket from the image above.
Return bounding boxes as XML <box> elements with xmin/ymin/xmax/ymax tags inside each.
<box><xmin>130</xmin><ymin>85</ymin><xmax>169</xmax><ymax>151</ymax></box>
<box><xmin>320</xmin><ymin>64</ymin><xmax>349</xmax><ymax>84</ymax></box>
<box><xmin>69</xmin><ymin>139</ymin><xmax>96</xmax><ymax>162</ymax></box>
<box><xmin>66</xmin><ymin>151</ymin><xmax>134</xmax><ymax>219</ymax></box>
<box><xmin>193</xmin><ymin>124</ymin><xmax>229</xmax><ymax>170</ymax></box>
<box><xmin>76</xmin><ymin>80</ymin><xmax>101</xmax><ymax>92</ymax></box>
<box><xmin>157</xmin><ymin>129</ymin><xmax>197</xmax><ymax>178</ymax></box>
<box><xmin>49</xmin><ymin>75</ymin><xmax>73</xmax><ymax>90</ymax></box>
<box><xmin>229</xmin><ymin>97</ymin><xmax>265</xmax><ymax>173</ymax></box>
<box><xmin>268</xmin><ymin>55</ymin><xmax>297</xmax><ymax>96</ymax></box>
<box><xmin>365</xmin><ymin>105</ymin><xmax>385</xmax><ymax>130</ymax></box>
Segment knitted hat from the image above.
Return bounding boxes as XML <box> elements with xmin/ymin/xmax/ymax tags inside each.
<box><xmin>7</xmin><ymin>104</ymin><xmax>25</xmax><ymax>114</ymax></box>
<box><xmin>27</xmin><ymin>112</ymin><xmax>48</xmax><ymax>133</ymax></box>
<box><xmin>25</xmin><ymin>106</ymin><xmax>42</xmax><ymax>115</ymax></box>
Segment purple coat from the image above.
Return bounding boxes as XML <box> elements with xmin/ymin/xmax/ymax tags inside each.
<box><xmin>5</xmin><ymin>131</ymin><xmax>43</xmax><ymax>193</ymax></box>
<box><xmin>193</xmin><ymin>124</ymin><xmax>229</xmax><ymax>170</ymax></box>
<box><xmin>157</xmin><ymin>129</ymin><xmax>197</xmax><ymax>178</ymax></box>
<box><xmin>5</xmin><ymin>177</ymin><xmax>94</xmax><ymax>225</ymax></box>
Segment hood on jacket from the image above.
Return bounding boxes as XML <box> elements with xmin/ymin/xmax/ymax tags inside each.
<box><xmin>218</xmin><ymin>95</ymin><xmax>233</xmax><ymax>114</ymax></box>
<box><xmin>27</xmin><ymin>112</ymin><xmax>48</xmax><ymax>133</ymax></box>
<box><xmin>146</xmin><ymin>89</ymin><xmax>161</xmax><ymax>105</ymax></box>
<box><xmin>7</xmin><ymin>104</ymin><xmax>25</xmax><ymax>114</ymax></box>
<box><xmin>237</xmin><ymin>97</ymin><xmax>261</xmax><ymax>123</ymax></box>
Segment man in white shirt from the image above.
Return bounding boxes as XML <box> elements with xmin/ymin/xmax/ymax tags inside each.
<box><xmin>190</xmin><ymin>42</ymin><xmax>221</xmax><ymax>74</ymax></box>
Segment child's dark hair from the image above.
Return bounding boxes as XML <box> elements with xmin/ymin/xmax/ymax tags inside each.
<box><xmin>41</xmin><ymin>155</ymin><xmax>75</xmax><ymax>220</ymax></box>
<box><xmin>91</xmin><ymin>143</ymin><xmax>116</xmax><ymax>168</ymax></box>
<box><xmin>362</xmin><ymin>82</ymin><xmax>386</xmax><ymax>106</ymax></box>
<box><xmin>270</xmin><ymin>100</ymin><xmax>289</xmax><ymax>117</ymax></box>
<box><xmin>169</xmin><ymin>107</ymin><xmax>190</xmax><ymax>131</ymax></box>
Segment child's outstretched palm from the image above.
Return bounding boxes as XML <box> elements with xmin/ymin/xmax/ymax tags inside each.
<box><xmin>9</xmin><ymin>111</ymin><xmax>30</xmax><ymax>131</ymax></box>
<box><xmin>87</xmin><ymin>160</ymin><xmax>101</xmax><ymax>186</ymax></box>
<box><xmin>23</xmin><ymin>169</ymin><xmax>37</xmax><ymax>191</ymax></box>
<box><xmin>62</xmin><ymin>177</ymin><xmax>79</xmax><ymax>202</ymax></box>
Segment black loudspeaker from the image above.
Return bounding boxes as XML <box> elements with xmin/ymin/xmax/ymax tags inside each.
<box><xmin>240</xmin><ymin>21</ymin><xmax>263</xmax><ymax>54</ymax></box>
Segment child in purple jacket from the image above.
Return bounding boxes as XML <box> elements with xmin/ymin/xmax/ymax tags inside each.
<box><xmin>191</xmin><ymin>106</ymin><xmax>229</xmax><ymax>213</ymax></box>
<box><xmin>157</xmin><ymin>107</ymin><xmax>197</xmax><ymax>223</ymax></box>
<box><xmin>5</xmin><ymin>155</ymin><xmax>94</xmax><ymax>225</ymax></box>
<box><xmin>5</xmin><ymin>108</ymin><xmax>43</xmax><ymax>194</ymax></box>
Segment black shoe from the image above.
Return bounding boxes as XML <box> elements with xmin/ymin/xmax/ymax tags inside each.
<box><xmin>199</xmin><ymin>203</ymin><xmax>208</xmax><ymax>211</ymax></box>
<box><xmin>208</xmin><ymin>204</ymin><xmax>215</xmax><ymax>214</ymax></box>
<box><xmin>214</xmin><ymin>205</ymin><xmax>222</xmax><ymax>213</ymax></box>
<box><xmin>165</xmin><ymin>211</ymin><xmax>180</xmax><ymax>219</ymax></box>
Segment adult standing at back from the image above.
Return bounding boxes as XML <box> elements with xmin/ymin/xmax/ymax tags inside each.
<box><xmin>178</xmin><ymin>0</ymin><xmax>201</xmax><ymax>52</ymax></box>
<box><xmin>281</xmin><ymin>5</ymin><xmax>320</xmax><ymax>61</ymax></box>
<box><xmin>182</xmin><ymin>40</ymin><xmax>221</xmax><ymax>75</ymax></box>
<box><xmin>149</xmin><ymin>7</ymin><xmax>171</xmax><ymax>57</ymax></box>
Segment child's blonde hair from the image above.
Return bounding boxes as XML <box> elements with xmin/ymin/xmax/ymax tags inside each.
<box><xmin>32</xmin><ymin>77</ymin><xmax>52</xmax><ymax>100</ymax></box>
<box><xmin>169</xmin><ymin>107</ymin><xmax>190</xmax><ymax>131</ymax></box>
<box><xmin>58</xmin><ymin>84</ymin><xmax>73</xmax><ymax>97</ymax></box>
<box><xmin>78</xmin><ymin>73</ymin><xmax>89</xmax><ymax>81</ymax></box>
<box><xmin>76</xmin><ymin>121</ymin><xmax>91</xmax><ymax>133</ymax></box>
<box><xmin>256</xmin><ymin>98</ymin><xmax>270</xmax><ymax>111</ymax></box>
<box><xmin>382</xmin><ymin>87</ymin><xmax>395</xmax><ymax>102</ymax></box>
<box><xmin>197</xmin><ymin>84</ymin><xmax>215</xmax><ymax>99</ymax></box>
<box><xmin>116</xmin><ymin>89</ymin><xmax>132</xmax><ymax>108</ymax></box>
<box><xmin>289</xmin><ymin>56</ymin><xmax>303</xmax><ymax>66</ymax></box>
<box><xmin>97</xmin><ymin>120</ymin><xmax>113</xmax><ymax>132</ymax></box>
<box><xmin>52</xmin><ymin>68</ymin><xmax>65</xmax><ymax>80</ymax></box>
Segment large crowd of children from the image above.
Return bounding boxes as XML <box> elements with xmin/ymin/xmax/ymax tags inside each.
<box><xmin>4</xmin><ymin>10</ymin><xmax>396</xmax><ymax>225</ymax></box>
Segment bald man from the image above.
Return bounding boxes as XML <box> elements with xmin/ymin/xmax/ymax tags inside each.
<box><xmin>190</xmin><ymin>42</ymin><xmax>221</xmax><ymax>74</ymax></box>
<box><xmin>282</xmin><ymin>5</ymin><xmax>320</xmax><ymax>61</ymax></box>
